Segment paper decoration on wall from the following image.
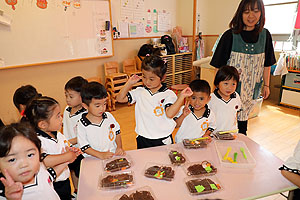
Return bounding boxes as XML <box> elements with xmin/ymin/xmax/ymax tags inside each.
<box><xmin>100</xmin><ymin>30</ymin><xmax>107</xmax><ymax>41</ymax></box>
<box><xmin>73</xmin><ymin>0</ymin><xmax>81</xmax><ymax>9</ymax></box>
<box><xmin>157</xmin><ymin>10</ymin><xmax>171</xmax><ymax>32</ymax></box>
<box><xmin>145</xmin><ymin>24</ymin><xmax>152</xmax><ymax>33</ymax></box>
<box><xmin>5</xmin><ymin>0</ymin><xmax>17</xmax><ymax>10</ymax></box>
<box><xmin>37</xmin><ymin>0</ymin><xmax>47</xmax><ymax>9</ymax></box>
<box><xmin>153</xmin><ymin>9</ymin><xmax>158</xmax><ymax>33</ymax></box>
<box><xmin>62</xmin><ymin>0</ymin><xmax>71</xmax><ymax>11</ymax></box>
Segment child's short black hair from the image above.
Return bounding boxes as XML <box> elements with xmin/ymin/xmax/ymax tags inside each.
<box><xmin>0</xmin><ymin>122</ymin><xmax>41</xmax><ymax>159</ymax></box>
<box><xmin>81</xmin><ymin>82</ymin><xmax>108</xmax><ymax>106</ymax></box>
<box><xmin>214</xmin><ymin>65</ymin><xmax>239</xmax><ymax>86</ymax></box>
<box><xmin>141</xmin><ymin>55</ymin><xmax>167</xmax><ymax>79</ymax></box>
<box><xmin>13</xmin><ymin>85</ymin><xmax>41</xmax><ymax>111</ymax></box>
<box><xmin>65</xmin><ymin>76</ymin><xmax>88</xmax><ymax>93</ymax></box>
<box><xmin>189</xmin><ymin>79</ymin><xmax>211</xmax><ymax>95</ymax></box>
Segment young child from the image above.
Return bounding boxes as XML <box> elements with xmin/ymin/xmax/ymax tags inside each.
<box><xmin>208</xmin><ymin>65</ymin><xmax>241</xmax><ymax>133</ymax></box>
<box><xmin>77</xmin><ymin>81</ymin><xmax>125</xmax><ymax>159</ymax></box>
<box><xmin>279</xmin><ymin>140</ymin><xmax>300</xmax><ymax>199</ymax></box>
<box><xmin>24</xmin><ymin>96</ymin><xmax>81</xmax><ymax>200</ymax></box>
<box><xmin>63</xmin><ymin>76</ymin><xmax>88</xmax><ymax>146</ymax></box>
<box><xmin>13</xmin><ymin>85</ymin><xmax>41</xmax><ymax>119</ymax></box>
<box><xmin>175</xmin><ymin>79</ymin><xmax>216</xmax><ymax>143</ymax></box>
<box><xmin>0</xmin><ymin>122</ymin><xmax>68</xmax><ymax>200</ymax></box>
<box><xmin>116</xmin><ymin>55</ymin><xmax>193</xmax><ymax>149</ymax></box>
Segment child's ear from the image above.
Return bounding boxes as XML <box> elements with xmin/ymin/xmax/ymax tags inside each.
<box><xmin>161</xmin><ymin>74</ymin><xmax>167</xmax><ymax>82</ymax></box>
<box><xmin>38</xmin><ymin>120</ymin><xmax>48</xmax><ymax>130</ymax></box>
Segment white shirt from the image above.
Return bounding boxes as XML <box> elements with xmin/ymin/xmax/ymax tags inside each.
<box><xmin>37</xmin><ymin>129</ymin><xmax>70</xmax><ymax>182</ymax></box>
<box><xmin>175</xmin><ymin>105</ymin><xmax>216</xmax><ymax>143</ymax></box>
<box><xmin>77</xmin><ymin>112</ymin><xmax>120</xmax><ymax>157</ymax></box>
<box><xmin>63</xmin><ymin>106</ymin><xmax>86</xmax><ymax>142</ymax></box>
<box><xmin>128</xmin><ymin>85</ymin><xmax>177</xmax><ymax>139</ymax></box>
<box><xmin>208</xmin><ymin>90</ymin><xmax>241</xmax><ymax>133</ymax></box>
<box><xmin>284</xmin><ymin>140</ymin><xmax>300</xmax><ymax>170</ymax></box>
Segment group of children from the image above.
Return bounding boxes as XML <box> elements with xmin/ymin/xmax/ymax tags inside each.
<box><xmin>0</xmin><ymin>54</ymin><xmax>297</xmax><ymax>199</ymax></box>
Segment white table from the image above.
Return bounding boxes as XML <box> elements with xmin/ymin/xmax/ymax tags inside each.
<box><xmin>77</xmin><ymin>135</ymin><xmax>297</xmax><ymax>200</ymax></box>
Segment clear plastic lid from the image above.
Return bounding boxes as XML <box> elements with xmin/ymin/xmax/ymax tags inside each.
<box><xmin>185</xmin><ymin>175</ymin><xmax>222</xmax><ymax>196</ymax></box>
<box><xmin>143</xmin><ymin>162</ymin><xmax>175</xmax><ymax>182</ymax></box>
<box><xmin>114</xmin><ymin>186</ymin><xmax>156</xmax><ymax>200</ymax></box>
<box><xmin>183</xmin><ymin>160</ymin><xmax>217</xmax><ymax>177</ymax></box>
<box><xmin>103</xmin><ymin>155</ymin><xmax>132</xmax><ymax>173</ymax></box>
<box><xmin>98</xmin><ymin>170</ymin><xmax>134</xmax><ymax>190</ymax></box>
<box><xmin>182</xmin><ymin>138</ymin><xmax>209</xmax><ymax>149</ymax></box>
<box><xmin>166</xmin><ymin>146</ymin><xmax>188</xmax><ymax>166</ymax></box>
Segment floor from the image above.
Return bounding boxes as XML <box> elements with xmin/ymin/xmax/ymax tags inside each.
<box><xmin>111</xmin><ymin>99</ymin><xmax>300</xmax><ymax>200</ymax></box>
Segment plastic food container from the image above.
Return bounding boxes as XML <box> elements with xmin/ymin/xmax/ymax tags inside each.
<box><xmin>98</xmin><ymin>171</ymin><xmax>134</xmax><ymax>190</ymax></box>
<box><xmin>214</xmin><ymin>140</ymin><xmax>256</xmax><ymax>169</ymax></box>
<box><xmin>213</xmin><ymin>131</ymin><xmax>237</xmax><ymax>140</ymax></box>
<box><xmin>114</xmin><ymin>186</ymin><xmax>156</xmax><ymax>200</ymax></box>
<box><xmin>103</xmin><ymin>155</ymin><xmax>132</xmax><ymax>173</ymax></box>
<box><xmin>167</xmin><ymin>146</ymin><xmax>188</xmax><ymax>166</ymax></box>
<box><xmin>144</xmin><ymin>163</ymin><xmax>175</xmax><ymax>182</ymax></box>
<box><xmin>182</xmin><ymin>138</ymin><xmax>209</xmax><ymax>149</ymax></box>
<box><xmin>183</xmin><ymin>160</ymin><xmax>217</xmax><ymax>177</ymax></box>
<box><xmin>185</xmin><ymin>175</ymin><xmax>222</xmax><ymax>196</ymax></box>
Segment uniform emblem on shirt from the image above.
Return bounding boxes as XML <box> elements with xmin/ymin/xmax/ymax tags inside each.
<box><xmin>201</xmin><ymin>120</ymin><xmax>209</xmax><ymax>131</ymax></box>
<box><xmin>154</xmin><ymin>106</ymin><xmax>164</xmax><ymax>116</ymax></box>
<box><xmin>108</xmin><ymin>124</ymin><xmax>115</xmax><ymax>141</ymax></box>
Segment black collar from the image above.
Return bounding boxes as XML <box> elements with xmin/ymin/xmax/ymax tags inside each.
<box><xmin>80</xmin><ymin>112</ymin><xmax>108</xmax><ymax>127</ymax></box>
<box><xmin>36</xmin><ymin>129</ymin><xmax>58</xmax><ymax>142</ymax></box>
<box><xmin>144</xmin><ymin>83</ymin><xmax>168</xmax><ymax>95</ymax></box>
<box><xmin>66</xmin><ymin>107</ymin><xmax>86</xmax><ymax>115</ymax></box>
<box><xmin>189</xmin><ymin>104</ymin><xmax>210</xmax><ymax>118</ymax></box>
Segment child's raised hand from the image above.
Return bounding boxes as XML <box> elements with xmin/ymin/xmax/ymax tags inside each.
<box><xmin>182</xmin><ymin>100</ymin><xmax>191</xmax><ymax>117</ymax></box>
<box><xmin>128</xmin><ymin>74</ymin><xmax>141</xmax><ymax>85</ymax></box>
<box><xmin>180</xmin><ymin>87</ymin><xmax>193</xmax><ymax>98</ymax></box>
<box><xmin>0</xmin><ymin>169</ymin><xmax>23</xmax><ymax>200</ymax></box>
<box><xmin>115</xmin><ymin>148</ymin><xmax>126</xmax><ymax>156</ymax></box>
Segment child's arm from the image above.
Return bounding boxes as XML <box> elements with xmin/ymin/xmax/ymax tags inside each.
<box><xmin>115</xmin><ymin>134</ymin><xmax>125</xmax><ymax>156</ymax></box>
<box><xmin>0</xmin><ymin>169</ymin><xmax>23</xmax><ymax>200</ymax></box>
<box><xmin>51</xmin><ymin>162</ymin><xmax>70</xmax><ymax>178</ymax></box>
<box><xmin>68</xmin><ymin>137</ymin><xmax>77</xmax><ymax>145</ymax></box>
<box><xmin>166</xmin><ymin>87</ymin><xmax>193</xmax><ymax>118</ymax></box>
<box><xmin>281</xmin><ymin>170</ymin><xmax>300</xmax><ymax>187</ymax></box>
<box><xmin>175</xmin><ymin>101</ymin><xmax>191</xmax><ymax>128</ymax></box>
<box><xmin>116</xmin><ymin>75</ymin><xmax>141</xmax><ymax>103</ymax></box>
<box><xmin>203</xmin><ymin>130</ymin><xmax>212</xmax><ymax>141</ymax></box>
<box><xmin>84</xmin><ymin>147</ymin><xmax>114</xmax><ymax>160</ymax></box>
<box><xmin>43</xmin><ymin>149</ymin><xmax>77</xmax><ymax>168</ymax></box>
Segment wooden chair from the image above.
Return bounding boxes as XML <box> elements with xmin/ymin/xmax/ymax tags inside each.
<box><xmin>123</xmin><ymin>58</ymin><xmax>143</xmax><ymax>88</ymax></box>
<box><xmin>87</xmin><ymin>77</ymin><xmax>112</xmax><ymax>112</ymax></box>
<box><xmin>104</xmin><ymin>62</ymin><xmax>128</xmax><ymax>110</ymax></box>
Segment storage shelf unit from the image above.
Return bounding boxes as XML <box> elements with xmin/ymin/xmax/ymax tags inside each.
<box><xmin>162</xmin><ymin>52</ymin><xmax>193</xmax><ymax>88</ymax></box>
<box><xmin>279</xmin><ymin>70</ymin><xmax>300</xmax><ymax>109</ymax></box>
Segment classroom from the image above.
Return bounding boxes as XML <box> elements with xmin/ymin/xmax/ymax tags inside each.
<box><xmin>0</xmin><ymin>0</ymin><xmax>300</xmax><ymax>199</ymax></box>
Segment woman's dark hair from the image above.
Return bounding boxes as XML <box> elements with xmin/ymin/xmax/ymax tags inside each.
<box><xmin>214</xmin><ymin>65</ymin><xmax>240</xmax><ymax>86</ymax></box>
<box><xmin>81</xmin><ymin>82</ymin><xmax>108</xmax><ymax>106</ymax></box>
<box><xmin>189</xmin><ymin>79</ymin><xmax>211</xmax><ymax>95</ymax></box>
<box><xmin>141</xmin><ymin>55</ymin><xmax>167</xmax><ymax>79</ymax></box>
<box><xmin>229</xmin><ymin>0</ymin><xmax>265</xmax><ymax>34</ymax></box>
<box><xmin>24</xmin><ymin>96</ymin><xmax>59</xmax><ymax>129</ymax></box>
<box><xmin>13</xmin><ymin>85</ymin><xmax>41</xmax><ymax>111</ymax></box>
<box><xmin>65</xmin><ymin>76</ymin><xmax>88</xmax><ymax>93</ymax></box>
<box><xmin>0</xmin><ymin>122</ymin><xmax>41</xmax><ymax>159</ymax></box>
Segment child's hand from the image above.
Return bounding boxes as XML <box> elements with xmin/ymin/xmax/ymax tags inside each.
<box><xmin>68</xmin><ymin>146</ymin><xmax>83</xmax><ymax>156</ymax></box>
<box><xmin>101</xmin><ymin>151</ymin><xmax>114</xmax><ymax>159</ymax></box>
<box><xmin>115</xmin><ymin>148</ymin><xmax>126</xmax><ymax>156</ymax></box>
<box><xmin>182</xmin><ymin>100</ymin><xmax>191</xmax><ymax>117</ymax></box>
<box><xmin>203</xmin><ymin>134</ymin><xmax>212</xmax><ymax>143</ymax></box>
<box><xmin>179</xmin><ymin>87</ymin><xmax>193</xmax><ymax>99</ymax></box>
<box><xmin>0</xmin><ymin>169</ymin><xmax>23</xmax><ymax>200</ymax></box>
<box><xmin>64</xmin><ymin>146</ymin><xmax>78</xmax><ymax>163</ymax></box>
<box><xmin>128</xmin><ymin>74</ymin><xmax>141</xmax><ymax>85</ymax></box>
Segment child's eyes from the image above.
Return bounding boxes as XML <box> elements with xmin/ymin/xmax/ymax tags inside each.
<box><xmin>8</xmin><ymin>158</ymin><xmax>16</xmax><ymax>163</ymax></box>
<box><xmin>191</xmin><ymin>97</ymin><xmax>196</xmax><ymax>100</ymax></box>
<box><xmin>28</xmin><ymin>153</ymin><xmax>35</xmax><ymax>158</ymax></box>
<box><xmin>200</xmin><ymin>97</ymin><xmax>204</xmax><ymax>100</ymax></box>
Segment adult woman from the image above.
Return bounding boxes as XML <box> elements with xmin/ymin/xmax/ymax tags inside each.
<box><xmin>210</xmin><ymin>0</ymin><xmax>276</xmax><ymax>135</ymax></box>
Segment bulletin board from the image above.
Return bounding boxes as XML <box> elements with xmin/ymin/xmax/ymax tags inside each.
<box><xmin>0</xmin><ymin>0</ymin><xmax>113</xmax><ymax>68</ymax></box>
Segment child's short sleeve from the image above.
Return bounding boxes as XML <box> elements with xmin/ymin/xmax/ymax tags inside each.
<box><xmin>208</xmin><ymin>109</ymin><xmax>217</xmax><ymax>132</ymax></box>
<box><xmin>127</xmin><ymin>87</ymin><xmax>143</xmax><ymax>104</ymax></box>
<box><xmin>76</xmin><ymin>122</ymin><xmax>90</xmax><ymax>152</ymax></box>
<box><xmin>284</xmin><ymin>140</ymin><xmax>300</xmax><ymax>170</ymax></box>
<box><xmin>163</xmin><ymin>90</ymin><xmax>177</xmax><ymax>109</ymax></box>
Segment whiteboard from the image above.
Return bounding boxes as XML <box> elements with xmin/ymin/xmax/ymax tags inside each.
<box><xmin>0</xmin><ymin>0</ymin><xmax>113</xmax><ymax>68</ymax></box>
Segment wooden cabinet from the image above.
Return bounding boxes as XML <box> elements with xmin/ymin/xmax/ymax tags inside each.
<box><xmin>162</xmin><ymin>52</ymin><xmax>193</xmax><ymax>88</ymax></box>
<box><xmin>280</xmin><ymin>70</ymin><xmax>300</xmax><ymax>108</ymax></box>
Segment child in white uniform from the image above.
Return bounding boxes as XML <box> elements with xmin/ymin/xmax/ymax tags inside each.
<box><xmin>116</xmin><ymin>55</ymin><xmax>193</xmax><ymax>149</ymax></box>
<box><xmin>77</xmin><ymin>82</ymin><xmax>125</xmax><ymax>159</ymax></box>
<box><xmin>175</xmin><ymin>79</ymin><xmax>216</xmax><ymax>143</ymax></box>
<box><xmin>208</xmin><ymin>65</ymin><xmax>241</xmax><ymax>133</ymax></box>
<box><xmin>0</xmin><ymin>123</ymin><xmax>68</xmax><ymax>200</ymax></box>
<box><xmin>25</xmin><ymin>96</ymin><xmax>81</xmax><ymax>200</ymax></box>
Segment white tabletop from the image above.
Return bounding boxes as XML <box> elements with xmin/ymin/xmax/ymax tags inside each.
<box><xmin>77</xmin><ymin>134</ymin><xmax>296</xmax><ymax>200</ymax></box>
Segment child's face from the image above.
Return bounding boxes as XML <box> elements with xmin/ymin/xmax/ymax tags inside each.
<box><xmin>65</xmin><ymin>89</ymin><xmax>82</xmax><ymax>108</ymax></box>
<box><xmin>242</xmin><ymin>2</ymin><xmax>261</xmax><ymax>31</ymax></box>
<box><xmin>141</xmin><ymin>69</ymin><xmax>162</xmax><ymax>92</ymax></box>
<box><xmin>43</xmin><ymin>104</ymin><xmax>63</xmax><ymax>132</ymax></box>
<box><xmin>85</xmin><ymin>98</ymin><xmax>107</xmax><ymax>118</ymax></box>
<box><xmin>189</xmin><ymin>91</ymin><xmax>210</xmax><ymax>111</ymax></box>
<box><xmin>0</xmin><ymin>136</ymin><xmax>40</xmax><ymax>185</ymax></box>
<box><xmin>217</xmin><ymin>78</ymin><xmax>237</xmax><ymax>99</ymax></box>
